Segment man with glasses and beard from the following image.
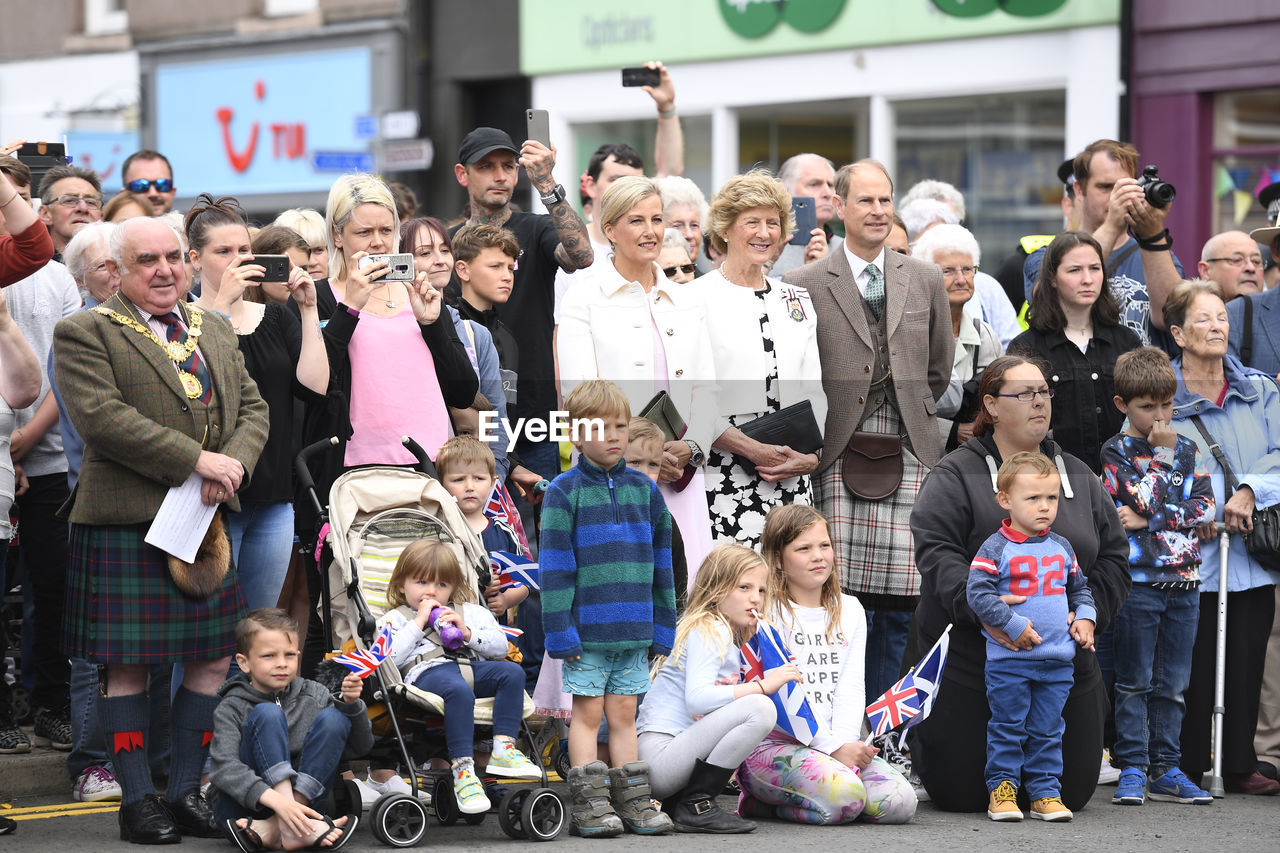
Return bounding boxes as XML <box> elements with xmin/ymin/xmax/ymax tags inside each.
<box><xmin>120</xmin><ymin>150</ymin><xmax>177</xmax><ymax>215</ymax></box>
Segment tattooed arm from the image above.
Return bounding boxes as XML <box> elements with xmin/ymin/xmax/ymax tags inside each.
<box><xmin>519</xmin><ymin>140</ymin><xmax>594</xmax><ymax>272</ymax></box>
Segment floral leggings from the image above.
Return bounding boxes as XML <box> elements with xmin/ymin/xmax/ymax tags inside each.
<box><xmin>738</xmin><ymin>734</ymin><xmax>918</xmax><ymax>825</ymax></box>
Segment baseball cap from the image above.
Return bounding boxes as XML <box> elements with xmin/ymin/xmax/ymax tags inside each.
<box><xmin>458</xmin><ymin>128</ymin><xmax>518</xmax><ymax>166</ymax></box>
<box><xmin>1250</xmin><ymin>181</ymin><xmax>1280</xmax><ymax>248</ymax></box>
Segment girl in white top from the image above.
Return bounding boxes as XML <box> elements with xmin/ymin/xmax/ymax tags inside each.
<box><xmin>636</xmin><ymin>544</ymin><xmax>801</xmax><ymax>833</ymax></box>
<box><xmin>737</xmin><ymin>505</ymin><xmax>917</xmax><ymax>825</ymax></box>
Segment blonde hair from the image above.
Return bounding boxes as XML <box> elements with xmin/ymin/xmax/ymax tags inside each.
<box><xmin>385</xmin><ymin>540</ymin><xmax>477</xmax><ymax>608</ymax></box>
<box><xmin>626</xmin><ymin>417</ymin><xmax>664</xmax><ymax>448</ymax></box>
<box><xmin>564</xmin><ymin>379</ymin><xmax>631</xmax><ymax>424</ymax></box>
<box><xmin>996</xmin><ymin>451</ymin><xmax>1059</xmax><ymax>494</ymax></box>
<box><xmin>653</xmin><ymin>544</ymin><xmax>766</xmax><ymax>676</ymax></box>
<box><xmin>760</xmin><ymin>505</ymin><xmax>843</xmax><ymax>641</ymax></box>
<box><xmin>436</xmin><ymin>434</ymin><xmax>496</xmax><ymax>481</ymax></box>
<box><xmin>706</xmin><ymin>169</ymin><xmax>795</xmax><ymax>256</ymax></box>
<box><xmin>325</xmin><ymin>173</ymin><xmax>400</xmax><ymax>282</ymax></box>
<box><xmin>273</xmin><ymin>208</ymin><xmax>327</xmax><ymax>249</ymax></box>
<box><xmin>598</xmin><ymin>175</ymin><xmax>662</xmax><ymax>239</ymax></box>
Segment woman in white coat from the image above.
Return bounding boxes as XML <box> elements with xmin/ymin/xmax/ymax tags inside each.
<box><xmin>700</xmin><ymin>170</ymin><xmax>825</xmax><ymax>548</ymax></box>
<box><xmin>557</xmin><ymin>175</ymin><xmax>717</xmax><ymax>576</ymax></box>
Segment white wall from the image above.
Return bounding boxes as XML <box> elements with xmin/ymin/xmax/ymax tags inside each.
<box><xmin>0</xmin><ymin>51</ymin><xmax>139</xmax><ymax>140</ymax></box>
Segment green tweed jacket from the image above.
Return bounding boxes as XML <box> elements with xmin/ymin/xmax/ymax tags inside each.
<box><xmin>52</xmin><ymin>293</ymin><xmax>269</xmax><ymax>526</ymax></box>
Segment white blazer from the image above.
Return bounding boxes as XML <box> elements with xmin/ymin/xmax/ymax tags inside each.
<box><xmin>557</xmin><ymin>258</ymin><xmax>719</xmax><ymax>454</ymax></box>
<box><xmin>701</xmin><ymin>271</ymin><xmax>827</xmax><ymax>444</ymax></box>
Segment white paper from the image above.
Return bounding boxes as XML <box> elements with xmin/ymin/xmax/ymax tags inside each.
<box><xmin>145</xmin><ymin>472</ymin><xmax>218</xmax><ymax>563</ymax></box>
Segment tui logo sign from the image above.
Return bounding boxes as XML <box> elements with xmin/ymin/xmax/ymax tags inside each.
<box><xmin>719</xmin><ymin>0</ymin><xmax>846</xmax><ymax>39</ymax></box>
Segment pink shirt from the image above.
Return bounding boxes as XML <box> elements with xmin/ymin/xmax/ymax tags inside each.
<box><xmin>344</xmin><ymin>308</ymin><xmax>450</xmax><ymax>466</ymax></box>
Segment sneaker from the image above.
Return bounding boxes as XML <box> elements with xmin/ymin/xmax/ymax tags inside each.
<box><xmin>485</xmin><ymin>739</ymin><xmax>541</xmax><ymax>780</ymax></box>
<box><xmin>1098</xmin><ymin>748</ymin><xmax>1121</xmax><ymax>784</ymax></box>
<box><xmin>366</xmin><ymin>773</ymin><xmax>431</xmax><ymax>802</ymax></box>
<box><xmin>73</xmin><ymin>765</ymin><xmax>123</xmax><ymax>802</ymax></box>
<box><xmin>1029</xmin><ymin>797</ymin><xmax>1073</xmax><ymax>821</ymax></box>
<box><xmin>352</xmin><ymin>777</ymin><xmax>381</xmax><ymax>811</ymax></box>
<box><xmin>0</xmin><ymin>713</ymin><xmax>31</xmax><ymax>754</ymax></box>
<box><xmin>908</xmin><ymin>769</ymin><xmax>930</xmax><ymax>803</ymax></box>
<box><xmin>987</xmin><ymin>780</ymin><xmax>1022</xmax><ymax>821</ymax></box>
<box><xmin>1148</xmin><ymin>768</ymin><xmax>1212</xmax><ymax>804</ymax></box>
<box><xmin>871</xmin><ymin>731</ymin><xmax>912</xmax><ymax>777</ymax></box>
<box><xmin>1112</xmin><ymin>767</ymin><xmax>1146</xmax><ymax>805</ymax></box>
<box><xmin>32</xmin><ymin>707</ymin><xmax>72</xmax><ymax>751</ymax></box>
<box><xmin>452</xmin><ymin>760</ymin><xmax>492</xmax><ymax>815</ymax></box>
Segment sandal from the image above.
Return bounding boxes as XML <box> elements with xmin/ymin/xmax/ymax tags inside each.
<box><xmin>307</xmin><ymin>814</ymin><xmax>359</xmax><ymax>851</ymax></box>
<box><xmin>225</xmin><ymin>818</ymin><xmax>266</xmax><ymax>853</ymax></box>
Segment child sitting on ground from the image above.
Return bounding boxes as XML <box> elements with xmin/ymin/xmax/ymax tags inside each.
<box><xmin>967</xmin><ymin>452</ymin><xmax>1096</xmax><ymax>823</ymax></box>
<box><xmin>209</xmin><ymin>609</ymin><xmax>370</xmax><ymax>851</ymax></box>
<box><xmin>1101</xmin><ymin>346</ymin><xmax>1216</xmax><ymax>806</ymax></box>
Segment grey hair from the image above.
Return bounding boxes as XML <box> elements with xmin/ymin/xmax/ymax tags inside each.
<box><xmin>899</xmin><ymin>179</ymin><xmax>966</xmax><ymax>224</ymax></box>
<box><xmin>911</xmin><ymin>223</ymin><xmax>981</xmax><ymax>267</ymax></box>
<box><xmin>107</xmin><ymin>216</ymin><xmax>181</xmax><ymax>269</ymax></box>
<box><xmin>901</xmin><ymin>198</ymin><xmax>958</xmax><ymax>242</ymax></box>
<box><xmin>662</xmin><ymin>227</ymin><xmax>687</xmax><ymax>251</ymax></box>
<box><xmin>778</xmin><ymin>153</ymin><xmax>835</xmax><ymax>194</ymax></box>
<box><xmin>62</xmin><ymin>221</ymin><xmax>116</xmax><ymax>282</ymax></box>
<box><xmin>653</xmin><ymin>175</ymin><xmax>708</xmax><ymax>227</ymax></box>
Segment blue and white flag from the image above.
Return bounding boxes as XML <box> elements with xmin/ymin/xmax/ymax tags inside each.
<box><xmin>866</xmin><ymin>624</ymin><xmax>950</xmax><ymax>741</ymax></box>
<box><xmin>490</xmin><ymin>551</ymin><xmax>539</xmax><ymax>591</ymax></box>
<box><xmin>740</xmin><ymin>618</ymin><xmax>820</xmax><ymax>745</ymax></box>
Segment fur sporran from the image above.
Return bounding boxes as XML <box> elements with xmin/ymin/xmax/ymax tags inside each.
<box><xmin>167</xmin><ymin>512</ymin><xmax>231</xmax><ymax>598</ymax></box>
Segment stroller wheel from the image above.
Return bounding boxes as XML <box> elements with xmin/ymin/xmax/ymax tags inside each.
<box><xmin>432</xmin><ymin>776</ymin><xmax>459</xmax><ymax>826</ymax></box>
<box><xmin>498</xmin><ymin>787</ymin><xmax>532</xmax><ymax>839</ymax></box>
<box><xmin>521</xmin><ymin>787</ymin><xmax>566</xmax><ymax>841</ymax></box>
<box><xmin>370</xmin><ymin>793</ymin><xmax>428</xmax><ymax>848</ymax></box>
<box><xmin>553</xmin><ymin>748</ymin><xmax>571</xmax><ymax>782</ymax></box>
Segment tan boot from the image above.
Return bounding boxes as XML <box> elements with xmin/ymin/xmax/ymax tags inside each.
<box><xmin>1029</xmin><ymin>797</ymin><xmax>1073</xmax><ymax>822</ymax></box>
<box><xmin>987</xmin><ymin>780</ymin><xmax>1023</xmax><ymax>821</ymax></box>
<box><xmin>567</xmin><ymin>761</ymin><xmax>624</xmax><ymax>837</ymax></box>
<box><xmin>608</xmin><ymin>762</ymin><xmax>674</xmax><ymax>834</ymax></box>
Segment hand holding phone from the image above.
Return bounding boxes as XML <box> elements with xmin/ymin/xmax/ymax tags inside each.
<box><xmin>621</xmin><ymin>66</ymin><xmax>661</xmax><ymax>88</ymax></box>
<box><xmin>789</xmin><ymin>198</ymin><xmax>817</xmax><ymax>246</ymax></box>
<box><xmin>526</xmin><ymin>109</ymin><xmax>551</xmax><ymax>149</ymax></box>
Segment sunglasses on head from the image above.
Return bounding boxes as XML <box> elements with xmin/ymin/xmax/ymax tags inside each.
<box><xmin>125</xmin><ymin>178</ymin><xmax>174</xmax><ymax>193</ymax></box>
<box><xmin>662</xmin><ymin>263</ymin><xmax>697</xmax><ymax>278</ymax></box>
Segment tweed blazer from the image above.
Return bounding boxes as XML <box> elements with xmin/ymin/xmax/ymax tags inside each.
<box><xmin>783</xmin><ymin>246</ymin><xmax>953</xmax><ymax>473</ymax></box>
<box><xmin>52</xmin><ymin>293</ymin><xmax>269</xmax><ymax>525</ymax></box>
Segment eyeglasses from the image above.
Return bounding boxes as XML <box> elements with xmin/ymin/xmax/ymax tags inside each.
<box><xmin>662</xmin><ymin>264</ymin><xmax>697</xmax><ymax>278</ymax></box>
<box><xmin>996</xmin><ymin>389</ymin><xmax>1056</xmax><ymax>403</ymax></box>
<box><xmin>125</xmin><ymin>178</ymin><xmax>174</xmax><ymax>193</ymax></box>
<box><xmin>50</xmin><ymin>194</ymin><xmax>102</xmax><ymax>210</ymax></box>
<box><xmin>1205</xmin><ymin>253</ymin><xmax>1262</xmax><ymax>268</ymax></box>
<box><xmin>940</xmin><ymin>265</ymin><xmax>977</xmax><ymax>279</ymax></box>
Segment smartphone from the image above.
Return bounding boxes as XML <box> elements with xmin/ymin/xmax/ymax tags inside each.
<box><xmin>15</xmin><ymin>142</ymin><xmax>69</xmax><ymax>197</ymax></box>
<box><xmin>248</xmin><ymin>254</ymin><xmax>290</xmax><ymax>284</ymax></box>
<box><xmin>526</xmin><ymin>109</ymin><xmax>550</xmax><ymax>149</ymax></box>
<box><xmin>789</xmin><ymin>197</ymin><xmax>817</xmax><ymax>246</ymax></box>
<box><xmin>358</xmin><ymin>252</ymin><xmax>415</xmax><ymax>282</ymax></box>
<box><xmin>621</xmin><ymin>66</ymin><xmax>660</xmax><ymax>88</ymax></box>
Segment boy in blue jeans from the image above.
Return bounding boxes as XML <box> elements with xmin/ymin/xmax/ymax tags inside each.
<box><xmin>1101</xmin><ymin>346</ymin><xmax>1216</xmax><ymax>806</ymax></box>
<box><xmin>969</xmin><ymin>452</ymin><xmax>1096</xmax><ymax>823</ymax></box>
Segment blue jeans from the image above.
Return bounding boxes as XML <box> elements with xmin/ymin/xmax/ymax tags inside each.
<box><xmin>412</xmin><ymin>660</ymin><xmax>525</xmax><ymax>759</ymax></box>
<box><xmin>1111</xmin><ymin>583</ymin><xmax>1199</xmax><ymax>775</ymax></box>
<box><xmin>67</xmin><ymin>659</ymin><xmax>171</xmax><ymax>781</ymax></box>
<box><xmin>864</xmin><ymin>609</ymin><xmax>912</xmax><ymax>705</ymax></box>
<box><xmin>227</xmin><ymin>501</ymin><xmax>295</xmax><ymax>612</ymax></box>
<box><xmin>213</xmin><ymin>703</ymin><xmax>350</xmax><ymax>829</ymax></box>
<box><xmin>984</xmin><ymin>657</ymin><xmax>1073</xmax><ymax>799</ymax></box>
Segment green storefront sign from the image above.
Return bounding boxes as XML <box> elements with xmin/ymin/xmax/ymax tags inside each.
<box><xmin>520</xmin><ymin>0</ymin><xmax>1117</xmax><ymax>76</ymax></box>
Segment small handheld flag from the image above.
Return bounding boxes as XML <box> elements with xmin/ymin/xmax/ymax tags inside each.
<box><xmin>485</xmin><ymin>479</ymin><xmax>531</xmax><ymax>555</ymax></box>
<box><xmin>332</xmin><ymin>623</ymin><xmax>395</xmax><ymax>679</ymax></box>
<box><xmin>740</xmin><ymin>613</ymin><xmax>820</xmax><ymax>745</ymax></box>
<box><xmin>491</xmin><ymin>550</ymin><xmax>540</xmax><ymax>591</ymax></box>
<box><xmin>865</xmin><ymin>624</ymin><xmax>951</xmax><ymax>740</ymax></box>
<box><xmin>500</xmin><ymin>625</ymin><xmax>524</xmax><ymax>639</ymax></box>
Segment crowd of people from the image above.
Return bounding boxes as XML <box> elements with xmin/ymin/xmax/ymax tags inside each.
<box><xmin>2</xmin><ymin>62</ymin><xmax>1280</xmax><ymax>844</ymax></box>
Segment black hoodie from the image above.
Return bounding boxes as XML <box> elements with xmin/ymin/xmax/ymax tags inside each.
<box><xmin>910</xmin><ymin>434</ymin><xmax>1131</xmax><ymax>687</ymax></box>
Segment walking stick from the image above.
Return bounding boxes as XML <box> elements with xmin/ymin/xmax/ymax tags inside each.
<box><xmin>1206</xmin><ymin>525</ymin><xmax>1230</xmax><ymax>799</ymax></box>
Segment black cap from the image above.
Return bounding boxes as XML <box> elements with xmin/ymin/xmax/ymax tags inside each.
<box><xmin>1261</xmin><ymin>244</ymin><xmax>1276</xmax><ymax>272</ymax></box>
<box><xmin>458</xmin><ymin>127</ymin><xmax>518</xmax><ymax>166</ymax></box>
<box><xmin>1260</xmin><ymin>181</ymin><xmax>1280</xmax><ymax>219</ymax></box>
<box><xmin>1057</xmin><ymin>158</ymin><xmax>1076</xmax><ymax>186</ymax></box>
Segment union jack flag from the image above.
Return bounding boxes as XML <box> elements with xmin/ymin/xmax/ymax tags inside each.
<box><xmin>332</xmin><ymin>623</ymin><xmax>395</xmax><ymax>679</ymax></box>
<box><xmin>485</xmin><ymin>479</ymin><xmax>530</xmax><ymax>555</ymax></box>
<box><xmin>740</xmin><ymin>618</ymin><xmax>820</xmax><ymax>745</ymax></box>
<box><xmin>490</xmin><ymin>551</ymin><xmax>540</xmax><ymax>591</ymax></box>
<box><xmin>500</xmin><ymin>625</ymin><xmax>524</xmax><ymax>639</ymax></box>
<box><xmin>865</xmin><ymin>624</ymin><xmax>950</xmax><ymax>738</ymax></box>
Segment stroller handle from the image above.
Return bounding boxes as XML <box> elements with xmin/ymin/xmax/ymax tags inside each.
<box><xmin>401</xmin><ymin>436</ymin><xmax>437</xmax><ymax>477</ymax></box>
<box><xmin>295</xmin><ymin>436</ymin><xmax>339</xmax><ymax>515</ymax></box>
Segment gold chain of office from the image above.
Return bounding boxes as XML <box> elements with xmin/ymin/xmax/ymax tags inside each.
<box><xmin>93</xmin><ymin>304</ymin><xmax>207</xmax><ymax>399</ymax></box>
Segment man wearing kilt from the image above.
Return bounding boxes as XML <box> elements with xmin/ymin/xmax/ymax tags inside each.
<box><xmin>52</xmin><ymin>217</ymin><xmax>268</xmax><ymax>844</ymax></box>
<box><xmin>782</xmin><ymin>160</ymin><xmax>953</xmax><ymax>714</ymax></box>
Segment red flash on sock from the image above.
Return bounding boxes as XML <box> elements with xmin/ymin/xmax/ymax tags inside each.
<box><xmin>201</xmin><ymin>731</ymin><xmax>213</xmax><ymax>747</ymax></box>
<box><xmin>113</xmin><ymin>731</ymin><xmax>144</xmax><ymax>754</ymax></box>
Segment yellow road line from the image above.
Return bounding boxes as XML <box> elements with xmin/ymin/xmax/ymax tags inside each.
<box><xmin>4</xmin><ymin>802</ymin><xmax>119</xmax><ymax>819</ymax></box>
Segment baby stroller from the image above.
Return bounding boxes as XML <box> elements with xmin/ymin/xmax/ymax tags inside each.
<box><xmin>297</xmin><ymin>437</ymin><xmax>566</xmax><ymax>846</ymax></box>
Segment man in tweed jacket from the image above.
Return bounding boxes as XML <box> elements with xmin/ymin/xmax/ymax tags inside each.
<box><xmin>52</xmin><ymin>217</ymin><xmax>267</xmax><ymax>844</ymax></box>
<box><xmin>783</xmin><ymin>160</ymin><xmax>953</xmax><ymax>706</ymax></box>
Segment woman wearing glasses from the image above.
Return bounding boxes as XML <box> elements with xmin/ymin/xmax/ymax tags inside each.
<box><xmin>1008</xmin><ymin>231</ymin><xmax>1141</xmax><ymax>474</ymax></box>
<box><xmin>658</xmin><ymin>228</ymin><xmax>696</xmax><ymax>284</ymax></box>
<box><xmin>699</xmin><ymin>170</ymin><xmax>824</xmax><ymax>548</ymax></box>
<box><xmin>908</xmin><ymin>354</ymin><xmax>1131</xmax><ymax>813</ymax></box>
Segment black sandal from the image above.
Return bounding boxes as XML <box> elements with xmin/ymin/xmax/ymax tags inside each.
<box><xmin>307</xmin><ymin>814</ymin><xmax>359</xmax><ymax>851</ymax></box>
<box><xmin>225</xmin><ymin>818</ymin><xmax>265</xmax><ymax>852</ymax></box>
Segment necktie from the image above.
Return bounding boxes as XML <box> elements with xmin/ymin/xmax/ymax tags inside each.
<box><xmin>156</xmin><ymin>312</ymin><xmax>211</xmax><ymax>404</ymax></box>
<box><xmin>865</xmin><ymin>263</ymin><xmax>885</xmax><ymax>320</ymax></box>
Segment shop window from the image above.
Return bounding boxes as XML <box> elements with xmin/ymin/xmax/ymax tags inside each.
<box><xmin>1210</xmin><ymin>88</ymin><xmax>1280</xmax><ymax>239</ymax></box>
<box><xmin>84</xmin><ymin>0</ymin><xmax>127</xmax><ymax>36</ymax></box>
<box><xmin>895</xmin><ymin>91</ymin><xmax>1066</xmax><ymax>264</ymax></box>
<box><xmin>737</xmin><ymin>100</ymin><xmax>864</xmax><ymax>178</ymax></box>
<box><xmin>570</xmin><ymin>115</ymin><xmax>713</xmax><ymax>213</ymax></box>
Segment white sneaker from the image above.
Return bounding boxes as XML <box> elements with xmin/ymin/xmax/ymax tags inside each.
<box><xmin>1098</xmin><ymin>749</ymin><xmax>1121</xmax><ymax>785</ymax></box>
<box><xmin>73</xmin><ymin>765</ymin><xmax>122</xmax><ymax>802</ymax></box>
<box><xmin>367</xmin><ymin>772</ymin><xmax>431</xmax><ymax>802</ymax></box>
<box><xmin>353</xmin><ymin>776</ymin><xmax>382</xmax><ymax>811</ymax></box>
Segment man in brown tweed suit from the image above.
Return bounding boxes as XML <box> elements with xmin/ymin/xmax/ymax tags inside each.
<box><xmin>783</xmin><ymin>159</ymin><xmax>953</xmax><ymax>719</ymax></box>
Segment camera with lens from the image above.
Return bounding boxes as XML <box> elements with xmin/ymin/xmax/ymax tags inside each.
<box><xmin>1137</xmin><ymin>165</ymin><xmax>1176</xmax><ymax>209</ymax></box>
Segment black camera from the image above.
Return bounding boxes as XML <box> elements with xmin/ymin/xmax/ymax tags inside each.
<box><xmin>1137</xmin><ymin>165</ymin><xmax>1176</xmax><ymax>209</ymax></box>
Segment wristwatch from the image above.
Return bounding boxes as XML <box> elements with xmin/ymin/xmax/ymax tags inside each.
<box><xmin>539</xmin><ymin>183</ymin><xmax>567</xmax><ymax>206</ymax></box>
<box><xmin>685</xmin><ymin>439</ymin><xmax>705</xmax><ymax>467</ymax></box>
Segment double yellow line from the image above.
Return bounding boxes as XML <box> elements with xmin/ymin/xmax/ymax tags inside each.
<box><xmin>2</xmin><ymin>801</ymin><xmax>119</xmax><ymax>821</ymax></box>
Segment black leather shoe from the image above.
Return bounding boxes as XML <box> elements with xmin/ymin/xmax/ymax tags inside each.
<box><xmin>118</xmin><ymin>794</ymin><xmax>181</xmax><ymax>845</ymax></box>
<box><xmin>164</xmin><ymin>789</ymin><xmax>221</xmax><ymax>838</ymax></box>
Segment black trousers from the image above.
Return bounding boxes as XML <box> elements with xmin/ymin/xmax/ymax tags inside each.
<box><xmin>910</xmin><ymin>672</ymin><xmax>1106</xmax><ymax>812</ymax></box>
<box><xmin>17</xmin><ymin>472</ymin><xmax>71</xmax><ymax>710</ymax></box>
<box><xmin>1180</xmin><ymin>585</ymin><xmax>1275</xmax><ymax>776</ymax></box>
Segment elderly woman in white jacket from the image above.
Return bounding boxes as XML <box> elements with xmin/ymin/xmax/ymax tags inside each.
<box><xmin>557</xmin><ymin>175</ymin><xmax>717</xmax><ymax>576</ymax></box>
<box><xmin>699</xmin><ymin>170</ymin><xmax>826</xmax><ymax>548</ymax></box>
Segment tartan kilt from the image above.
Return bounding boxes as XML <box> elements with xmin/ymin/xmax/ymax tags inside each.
<box><xmin>63</xmin><ymin>521</ymin><xmax>245</xmax><ymax>664</ymax></box>
<box><xmin>815</xmin><ymin>404</ymin><xmax>927</xmax><ymax>598</ymax></box>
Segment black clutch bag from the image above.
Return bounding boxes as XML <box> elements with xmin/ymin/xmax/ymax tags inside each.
<box><xmin>639</xmin><ymin>391</ymin><xmax>687</xmax><ymax>442</ymax></box>
<box><xmin>734</xmin><ymin>400</ymin><xmax>824</xmax><ymax>474</ymax></box>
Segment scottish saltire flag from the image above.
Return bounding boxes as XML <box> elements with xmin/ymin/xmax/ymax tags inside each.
<box><xmin>491</xmin><ymin>551</ymin><xmax>540</xmax><ymax>591</ymax></box>
<box><xmin>332</xmin><ymin>623</ymin><xmax>394</xmax><ymax>679</ymax></box>
<box><xmin>865</xmin><ymin>624</ymin><xmax>951</xmax><ymax>738</ymax></box>
<box><xmin>740</xmin><ymin>619</ymin><xmax>820</xmax><ymax>745</ymax></box>
<box><xmin>485</xmin><ymin>479</ymin><xmax>531</xmax><ymax>554</ymax></box>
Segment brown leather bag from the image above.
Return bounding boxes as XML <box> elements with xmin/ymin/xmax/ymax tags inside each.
<box><xmin>841</xmin><ymin>432</ymin><xmax>903</xmax><ymax>500</ymax></box>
